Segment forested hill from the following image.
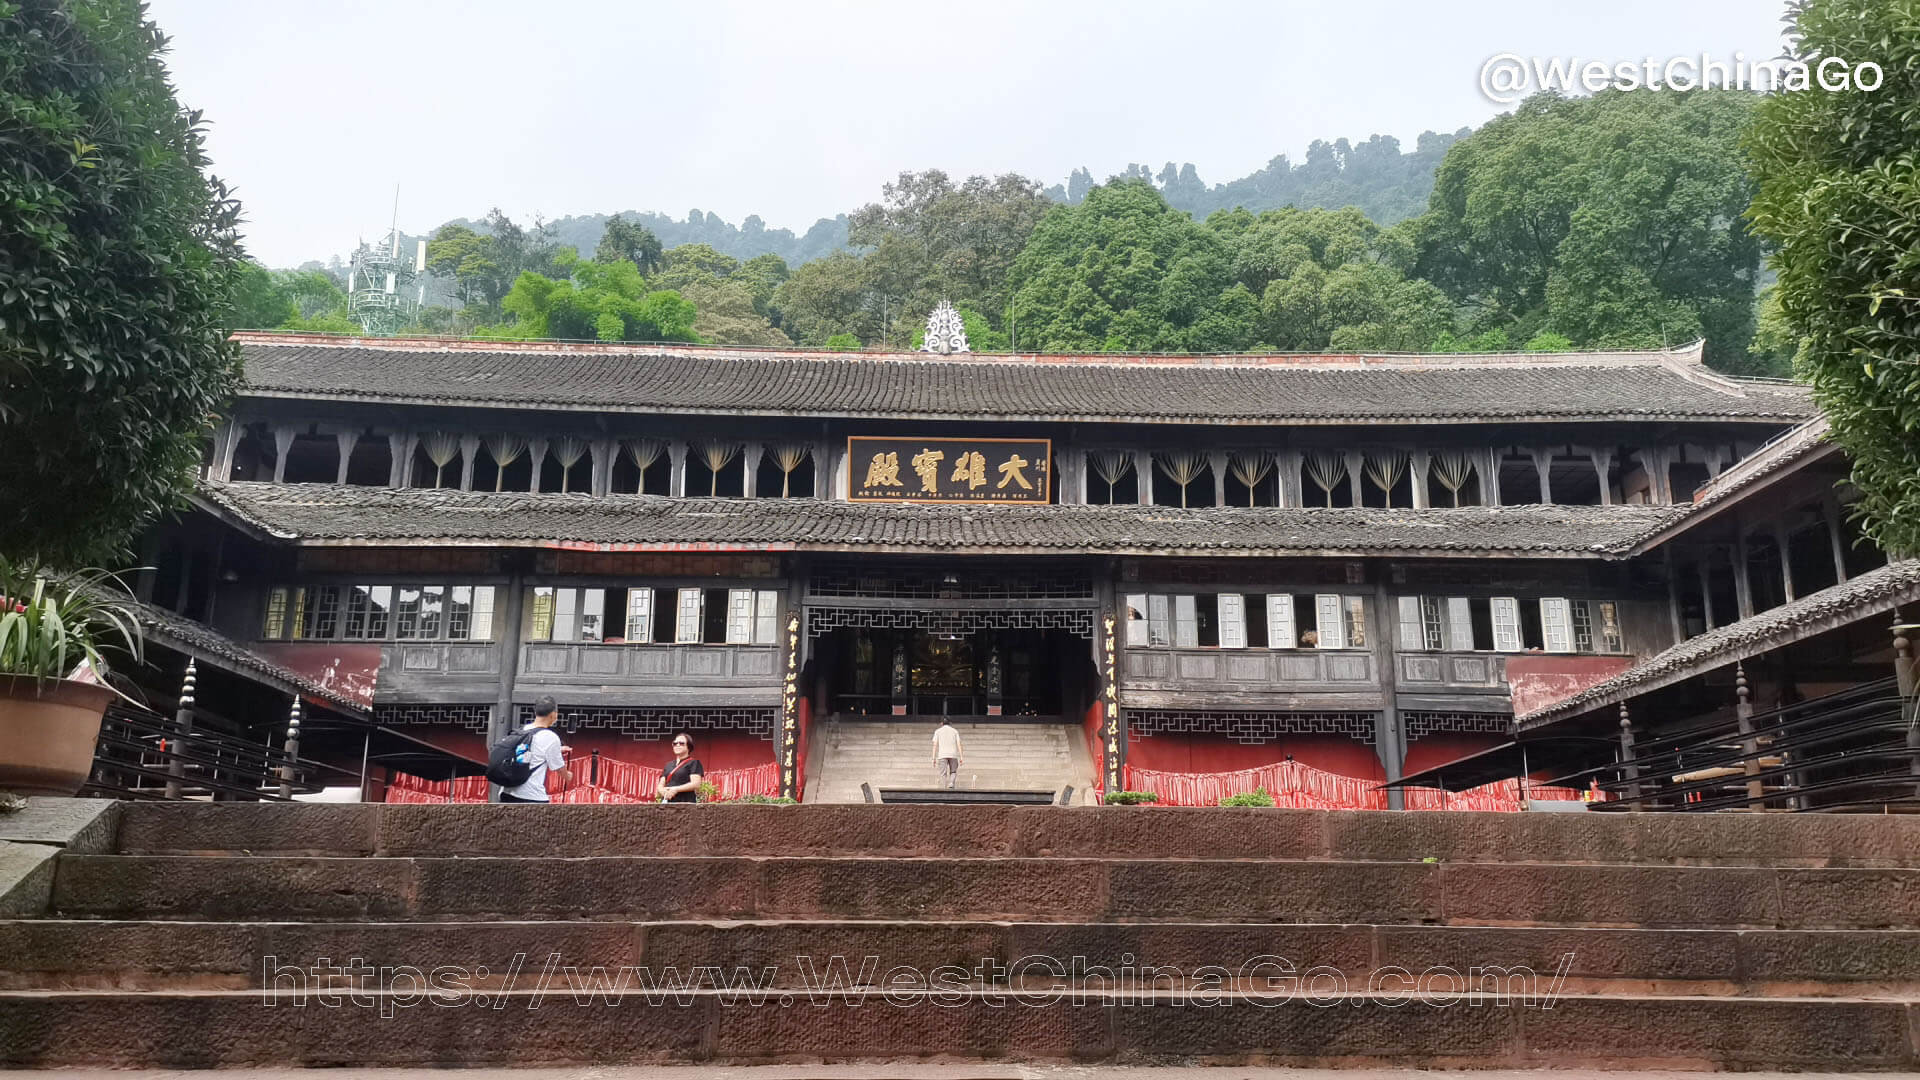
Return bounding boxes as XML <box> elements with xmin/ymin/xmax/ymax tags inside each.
<box><xmin>309</xmin><ymin>130</ymin><xmax>1466</xmax><ymax>272</ymax></box>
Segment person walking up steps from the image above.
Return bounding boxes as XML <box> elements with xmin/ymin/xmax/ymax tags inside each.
<box><xmin>933</xmin><ymin>719</ymin><xmax>963</xmax><ymax>790</ymax></box>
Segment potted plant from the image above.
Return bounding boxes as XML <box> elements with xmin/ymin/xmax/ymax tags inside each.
<box><xmin>0</xmin><ymin>559</ymin><xmax>142</xmax><ymax>796</ymax></box>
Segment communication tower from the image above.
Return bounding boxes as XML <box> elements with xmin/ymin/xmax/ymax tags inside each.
<box><xmin>346</xmin><ymin>190</ymin><xmax>426</xmax><ymax>335</ymax></box>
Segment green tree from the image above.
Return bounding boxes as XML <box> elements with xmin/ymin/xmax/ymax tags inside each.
<box><xmin>1</xmin><ymin>0</ymin><xmax>244</xmax><ymax>564</ymax></box>
<box><xmin>426</xmin><ymin>223</ymin><xmax>506</xmax><ymax>308</ymax></box>
<box><xmin>1743</xmin><ymin>285</ymin><xmax>1799</xmax><ymax>378</ymax></box>
<box><xmin>733</xmin><ymin>253</ymin><xmax>790</xmax><ymax>325</ymax></box>
<box><xmin>850</xmin><ymin>170</ymin><xmax>1051</xmax><ymax>335</ymax></box>
<box><xmin>484</xmin><ymin>260</ymin><xmax>697</xmax><ymax>343</ymax></box>
<box><xmin>677</xmin><ymin>278</ymin><xmax>793</xmax><ymax>347</ymax></box>
<box><xmin>774</xmin><ymin>251</ymin><xmax>878</xmax><ymax>345</ymax></box>
<box><xmin>1007</xmin><ymin>180</ymin><xmax>1256</xmax><ymax>352</ymax></box>
<box><xmin>1747</xmin><ymin>0</ymin><xmax>1920</xmax><ymax>555</ymax></box>
<box><xmin>228</xmin><ymin>262</ymin><xmax>294</xmax><ymax>329</ymax></box>
<box><xmin>1414</xmin><ymin>90</ymin><xmax>1761</xmax><ymax>367</ymax></box>
<box><xmin>593</xmin><ymin>213</ymin><xmax>663</xmax><ymax>275</ymax></box>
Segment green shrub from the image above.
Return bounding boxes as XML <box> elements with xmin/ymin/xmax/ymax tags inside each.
<box><xmin>1103</xmin><ymin>790</ymin><xmax>1159</xmax><ymax>805</ymax></box>
<box><xmin>728</xmin><ymin>794</ymin><xmax>797</xmax><ymax>804</ymax></box>
<box><xmin>1219</xmin><ymin>788</ymin><xmax>1276</xmax><ymax>807</ymax></box>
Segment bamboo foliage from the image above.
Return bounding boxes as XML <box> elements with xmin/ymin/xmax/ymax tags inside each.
<box><xmin>1228</xmin><ymin>452</ymin><xmax>1275</xmax><ymax>505</ymax></box>
<box><xmin>484</xmin><ymin>434</ymin><xmax>528</xmax><ymax>492</ymax></box>
<box><xmin>421</xmin><ymin>432</ymin><xmax>460</xmax><ymax>489</ymax></box>
<box><xmin>551</xmin><ymin>436</ymin><xmax>588</xmax><ymax>493</ymax></box>
<box><xmin>1305</xmin><ymin>451</ymin><xmax>1348</xmax><ymax>507</ymax></box>
<box><xmin>698</xmin><ymin>441</ymin><xmax>742</xmax><ymax>497</ymax></box>
<box><xmin>1154</xmin><ymin>451</ymin><xmax>1207</xmax><ymax>508</ymax></box>
<box><xmin>1431</xmin><ymin>451</ymin><xmax>1475</xmax><ymax>507</ymax></box>
<box><xmin>769</xmin><ymin>442</ymin><xmax>809</xmax><ymax>497</ymax></box>
<box><xmin>1363</xmin><ymin>451</ymin><xmax>1410</xmax><ymax>508</ymax></box>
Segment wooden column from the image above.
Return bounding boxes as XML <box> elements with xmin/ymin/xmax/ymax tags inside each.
<box><xmin>270</xmin><ymin>426</ymin><xmax>295</xmax><ymax>483</ymax></box>
<box><xmin>1896</xmin><ymin>617</ymin><xmax>1917</xmax><ymax>792</ymax></box>
<box><xmin>1372</xmin><ymin>578</ymin><xmax>1405</xmax><ymax>810</ymax></box>
<box><xmin>1278</xmin><ymin>450</ymin><xmax>1303</xmax><ymax>508</ymax></box>
<box><xmin>1664</xmin><ymin>546</ymin><xmax>1686</xmax><ymax>644</ymax></box>
<box><xmin>1135</xmin><ymin>450</ymin><xmax>1154</xmax><ymax>506</ymax></box>
<box><xmin>1408</xmin><ymin>450</ymin><xmax>1431</xmax><ymax>510</ymax></box>
<box><xmin>1209</xmin><ymin>451</ymin><xmax>1228</xmax><ymax>508</ymax></box>
<box><xmin>1483</xmin><ymin>448</ymin><xmax>1503</xmax><ymax>506</ymax></box>
<box><xmin>1697</xmin><ymin>557</ymin><xmax>1717</xmax><ymax>629</ymax></box>
<box><xmin>458</xmin><ymin>435</ymin><xmax>480</xmax><ymax>491</ymax></box>
<box><xmin>1588</xmin><ymin>447</ymin><xmax>1615</xmax><ymax>505</ymax></box>
<box><xmin>1618</xmin><ymin>703</ymin><xmax>1642</xmax><ymax>810</ymax></box>
<box><xmin>167</xmin><ymin>660</ymin><xmax>196</xmax><ymax>799</ymax></box>
<box><xmin>1345</xmin><ymin>450</ymin><xmax>1364</xmax><ymax>506</ymax></box>
<box><xmin>1070</xmin><ymin>449</ymin><xmax>1090</xmax><ymax>505</ymax></box>
<box><xmin>490</xmin><ymin>559</ymin><xmax>529</xmax><ymax>792</ymax></box>
<box><xmin>591</xmin><ymin>438</ymin><xmax>617</xmax><ymax>497</ymax></box>
<box><xmin>333</xmin><ymin>431</ymin><xmax>359</xmax><ymax>485</ymax></box>
<box><xmin>816</xmin><ymin>441</ymin><xmax>834</xmax><ymax>501</ymax></box>
<box><xmin>1734</xmin><ymin>533</ymin><xmax>1756</xmax><ymax>620</ymax></box>
<box><xmin>741</xmin><ymin>443</ymin><xmax>763</xmax><ymax>499</ymax></box>
<box><xmin>1824</xmin><ymin>496</ymin><xmax>1850</xmax><ymax>583</ymax></box>
<box><xmin>387</xmin><ymin>433</ymin><xmax>413</xmax><ymax>488</ymax></box>
<box><xmin>1774</xmin><ymin>521</ymin><xmax>1796</xmax><ymax>603</ymax></box>
<box><xmin>1531</xmin><ymin>448</ymin><xmax>1554</xmax><ymax>505</ymax></box>
<box><xmin>525</xmin><ymin>438</ymin><xmax>549</xmax><ymax>493</ymax></box>
<box><xmin>1735</xmin><ymin>662</ymin><xmax>1763</xmax><ymax>806</ymax></box>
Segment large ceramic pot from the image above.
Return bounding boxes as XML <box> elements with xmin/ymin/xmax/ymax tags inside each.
<box><xmin>0</xmin><ymin>677</ymin><xmax>114</xmax><ymax>796</ymax></box>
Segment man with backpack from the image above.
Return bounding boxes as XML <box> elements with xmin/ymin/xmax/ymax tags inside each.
<box><xmin>488</xmin><ymin>696</ymin><xmax>570</xmax><ymax>803</ymax></box>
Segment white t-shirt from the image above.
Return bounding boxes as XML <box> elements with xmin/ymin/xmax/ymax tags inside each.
<box><xmin>504</xmin><ymin>726</ymin><xmax>565</xmax><ymax>802</ymax></box>
<box><xmin>933</xmin><ymin>724</ymin><xmax>962</xmax><ymax>761</ymax></box>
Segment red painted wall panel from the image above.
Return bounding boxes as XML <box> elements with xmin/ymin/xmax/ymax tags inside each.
<box><xmin>1506</xmin><ymin>654</ymin><xmax>1635</xmax><ymax>716</ymax></box>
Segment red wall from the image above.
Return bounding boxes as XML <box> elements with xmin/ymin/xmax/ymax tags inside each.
<box><xmin>1125</xmin><ymin>733</ymin><xmax>1384</xmax><ymax>782</ymax></box>
<box><xmin>1506</xmin><ymin>654</ymin><xmax>1635</xmax><ymax>716</ymax></box>
<box><xmin>374</xmin><ymin>724</ymin><xmax>772</xmax><ymax>782</ymax></box>
<box><xmin>1402</xmin><ymin>734</ymin><xmax>1508</xmax><ymax>776</ymax></box>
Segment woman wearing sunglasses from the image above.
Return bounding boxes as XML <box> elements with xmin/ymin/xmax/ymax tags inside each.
<box><xmin>657</xmin><ymin>732</ymin><xmax>704</xmax><ymax>803</ymax></box>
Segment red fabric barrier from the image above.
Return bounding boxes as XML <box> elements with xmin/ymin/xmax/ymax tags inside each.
<box><xmin>1125</xmin><ymin>760</ymin><xmax>1604</xmax><ymax>811</ymax></box>
<box><xmin>385</xmin><ymin>755</ymin><xmax>779</xmax><ymax>804</ymax></box>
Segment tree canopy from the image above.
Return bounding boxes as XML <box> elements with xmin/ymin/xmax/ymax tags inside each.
<box><xmin>1</xmin><ymin>0</ymin><xmax>244</xmax><ymax>564</ymax></box>
<box><xmin>1747</xmin><ymin>0</ymin><xmax>1920</xmax><ymax>555</ymax></box>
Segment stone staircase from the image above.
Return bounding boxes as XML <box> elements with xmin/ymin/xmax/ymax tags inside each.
<box><xmin>806</xmin><ymin>718</ymin><xmax>1093</xmax><ymax>803</ymax></box>
<box><xmin>4</xmin><ymin>801</ymin><xmax>1920</xmax><ymax>1068</ymax></box>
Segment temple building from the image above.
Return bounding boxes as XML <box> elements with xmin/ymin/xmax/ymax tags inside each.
<box><xmin>112</xmin><ymin>324</ymin><xmax>1914</xmax><ymax>807</ymax></box>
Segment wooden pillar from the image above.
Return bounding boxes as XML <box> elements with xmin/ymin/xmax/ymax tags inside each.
<box><xmin>1664</xmin><ymin>546</ymin><xmax>1686</xmax><ymax>644</ymax></box>
<box><xmin>1373</xmin><ymin>578</ymin><xmax>1405</xmax><ymax>810</ymax></box>
<box><xmin>1531</xmin><ymin>448</ymin><xmax>1554</xmax><ymax>505</ymax></box>
<box><xmin>591</xmin><ymin>438</ymin><xmax>617</xmax><ymax>497</ymax></box>
<box><xmin>1070</xmin><ymin>449</ymin><xmax>1090</xmax><ymax>505</ymax></box>
<box><xmin>526</xmin><ymin>438</ymin><xmax>549</xmax><ymax>493</ymax></box>
<box><xmin>278</xmin><ymin>696</ymin><xmax>301</xmax><ymax>800</ymax></box>
<box><xmin>1734</xmin><ymin>533</ymin><xmax>1756</xmax><ymax>620</ymax></box>
<box><xmin>270</xmin><ymin>426</ymin><xmax>295</xmax><ymax>483</ymax></box>
<box><xmin>1735</xmin><ymin>662</ymin><xmax>1764</xmax><ymax>806</ymax></box>
<box><xmin>1278</xmin><ymin>450</ymin><xmax>1303</xmax><ymax>508</ymax></box>
<box><xmin>167</xmin><ymin>660</ymin><xmax>196</xmax><ymax>799</ymax></box>
<box><xmin>1209</xmin><ymin>451</ymin><xmax>1228</xmax><ymax>508</ymax></box>
<box><xmin>1896</xmin><ymin>617</ymin><xmax>1917</xmax><ymax>791</ymax></box>
<box><xmin>333</xmin><ymin>431</ymin><xmax>359</xmax><ymax>485</ymax></box>
<box><xmin>742</xmin><ymin>442</ymin><xmax>763</xmax><ymax>499</ymax></box>
<box><xmin>1345</xmin><ymin>450</ymin><xmax>1364</xmax><ymax>507</ymax></box>
<box><xmin>1824</xmin><ymin>496</ymin><xmax>1850</xmax><ymax>583</ymax></box>
<box><xmin>1408</xmin><ymin>450</ymin><xmax>1431</xmax><ymax>510</ymax></box>
<box><xmin>1655</xmin><ymin>449</ymin><xmax>1674</xmax><ymax>505</ymax></box>
<box><xmin>1774</xmin><ymin>521</ymin><xmax>1796</xmax><ymax>603</ymax></box>
<box><xmin>387</xmin><ymin>433</ymin><xmax>413</xmax><ymax>488</ymax></box>
<box><xmin>491</xmin><ymin>562</ymin><xmax>528</xmax><ymax>753</ymax></box>
<box><xmin>1618</xmin><ymin>703</ymin><xmax>1642</xmax><ymax>810</ymax></box>
<box><xmin>458</xmin><ymin>435</ymin><xmax>480</xmax><ymax>491</ymax></box>
<box><xmin>1483</xmin><ymin>448</ymin><xmax>1503</xmax><ymax>506</ymax></box>
<box><xmin>1135</xmin><ymin>450</ymin><xmax>1154</xmax><ymax>506</ymax></box>
<box><xmin>1588</xmin><ymin>447</ymin><xmax>1615</xmax><ymax>505</ymax></box>
<box><xmin>669</xmin><ymin>440</ymin><xmax>688</xmax><ymax>498</ymax></box>
<box><xmin>1697</xmin><ymin>557</ymin><xmax>1717</xmax><ymax>630</ymax></box>
<box><xmin>816</xmin><ymin>441</ymin><xmax>834</xmax><ymax>501</ymax></box>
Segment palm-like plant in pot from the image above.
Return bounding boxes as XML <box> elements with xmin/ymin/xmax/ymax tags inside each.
<box><xmin>0</xmin><ymin>559</ymin><xmax>143</xmax><ymax>796</ymax></box>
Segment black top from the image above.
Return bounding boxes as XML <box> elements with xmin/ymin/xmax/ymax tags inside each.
<box><xmin>663</xmin><ymin>757</ymin><xmax>703</xmax><ymax>803</ymax></box>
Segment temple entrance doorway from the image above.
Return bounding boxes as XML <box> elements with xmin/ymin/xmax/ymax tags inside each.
<box><xmin>812</xmin><ymin>625</ymin><xmax>1093</xmax><ymax>721</ymax></box>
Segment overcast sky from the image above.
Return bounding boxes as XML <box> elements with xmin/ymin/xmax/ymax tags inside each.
<box><xmin>146</xmin><ymin>0</ymin><xmax>1792</xmax><ymax>268</ymax></box>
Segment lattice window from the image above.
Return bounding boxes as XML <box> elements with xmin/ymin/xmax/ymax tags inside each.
<box><xmin>1127</xmin><ymin>710</ymin><xmax>1378</xmax><ymax>745</ymax></box>
<box><xmin>373</xmin><ymin>704</ymin><xmax>494</xmax><ymax>732</ymax></box>
<box><xmin>807</xmin><ymin>561</ymin><xmax>1093</xmax><ymax>601</ymax></box>
<box><xmin>512</xmin><ymin>704</ymin><xmax>776</xmax><ymax>740</ymax></box>
<box><xmin>1403</xmin><ymin>711</ymin><xmax>1513</xmax><ymax>741</ymax></box>
<box><xmin>805</xmin><ymin>605</ymin><xmax>1095</xmax><ymax>639</ymax></box>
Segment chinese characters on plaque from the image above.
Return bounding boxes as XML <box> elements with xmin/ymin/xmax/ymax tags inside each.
<box><xmin>848</xmin><ymin>437</ymin><xmax>1051</xmax><ymax>504</ymax></box>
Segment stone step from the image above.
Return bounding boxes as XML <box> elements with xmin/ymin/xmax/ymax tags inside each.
<box><xmin>48</xmin><ymin>854</ymin><xmax>1920</xmax><ymax>928</ymax></box>
<box><xmin>2</xmin><ymin>987</ymin><xmax>1915</xmax><ymax>1069</ymax></box>
<box><xmin>108</xmin><ymin>802</ymin><xmax>1920</xmax><ymax>867</ymax></box>
<box><xmin>6</xmin><ymin>917</ymin><xmax>1920</xmax><ymax>996</ymax></box>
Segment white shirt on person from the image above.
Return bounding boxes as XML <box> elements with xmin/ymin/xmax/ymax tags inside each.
<box><xmin>504</xmin><ymin>726</ymin><xmax>565</xmax><ymax>801</ymax></box>
<box><xmin>933</xmin><ymin>724</ymin><xmax>962</xmax><ymax>761</ymax></box>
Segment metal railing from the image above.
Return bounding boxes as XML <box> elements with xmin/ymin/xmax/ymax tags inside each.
<box><xmin>84</xmin><ymin>702</ymin><xmax>345</xmax><ymax>801</ymax></box>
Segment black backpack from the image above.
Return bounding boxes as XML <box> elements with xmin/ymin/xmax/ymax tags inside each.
<box><xmin>486</xmin><ymin>727</ymin><xmax>540</xmax><ymax>787</ymax></box>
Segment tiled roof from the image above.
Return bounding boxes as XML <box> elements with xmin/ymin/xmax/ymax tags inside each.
<box><xmin>1517</xmin><ymin>559</ymin><xmax>1920</xmax><ymax>728</ymax></box>
<box><xmin>118</xmin><ymin>593</ymin><xmax>370</xmax><ymax>716</ymax></box>
<box><xmin>233</xmin><ymin>335</ymin><xmax>1815</xmax><ymax>425</ymax></box>
<box><xmin>194</xmin><ymin>481</ymin><xmax>1685</xmax><ymax>558</ymax></box>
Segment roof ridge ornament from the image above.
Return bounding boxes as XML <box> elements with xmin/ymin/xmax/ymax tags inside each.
<box><xmin>920</xmin><ymin>300</ymin><xmax>970</xmax><ymax>355</ymax></box>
